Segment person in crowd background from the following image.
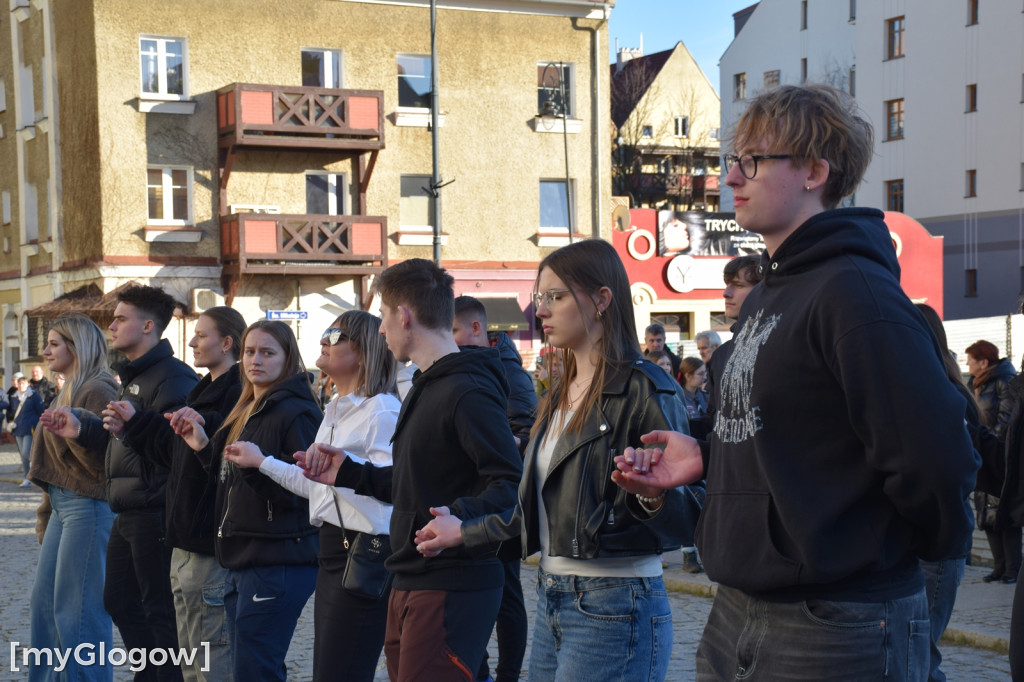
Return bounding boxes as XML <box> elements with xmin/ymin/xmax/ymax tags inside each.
<box><xmin>174</xmin><ymin>320</ymin><xmax>321</xmax><ymax>681</ymax></box>
<box><xmin>11</xmin><ymin>373</ymin><xmax>45</xmax><ymax>488</ymax></box>
<box><xmin>224</xmin><ymin>311</ymin><xmax>399</xmax><ymax>682</ymax></box>
<box><xmin>533</xmin><ymin>347</ymin><xmax>563</xmax><ymax>397</ymax></box>
<box><xmin>678</xmin><ymin>356</ymin><xmax>708</xmax><ymax>422</ymax></box>
<box><xmin>415</xmin><ymin>239</ymin><xmax>702</xmax><ymax>682</ymax></box>
<box><xmin>452</xmin><ymin>295</ymin><xmax>536</xmax><ymax>682</ymax></box>
<box><xmin>643</xmin><ymin>322</ymin><xmax>681</xmax><ymax>380</ymax></box>
<box><xmin>29</xmin><ymin>314</ymin><xmax>119</xmax><ymax>682</ymax></box>
<box><xmin>915</xmin><ymin>303</ymin><xmax>980</xmax><ymax>682</ymax></box>
<box><xmin>612</xmin><ymin>83</ymin><xmax>978</xmax><ymax>680</ymax></box>
<box><xmin>96</xmin><ymin>306</ymin><xmax>246</xmax><ymax>681</ymax></box>
<box><xmin>30</xmin><ymin>365</ymin><xmax>55</xmax><ymax>409</ymax></box>
<box><xmin>1002</xmin><ymin>303</ymin><xmax>1024</xmax><ymax>678</ymax></box>
<box><xmin>301</xmin><ymin>258</ymin><xmax>522</xmax><ymax>682</ymax></box>
<box><xmin>52</xmin><ymin>374</ymin><xmax>65</xmax><ymax>403</ymax></box>
<box><xmin>966</xmin><ymin>339</ymin><xmax>1021</xmax><ymax>585</ymax></box>
<box><xmin>72</xmin><ymin>285</ymin><xmax>199</xmax><ymax>682</ymax></box>
<box><xmin>647</xmin><ymin>349</ymin><xmax>674</xmax><ymax>377</ymax></box>
<box><xmin>694</xmin><ymin>331</ymin><xmax>721</xmax><ymax>366</ymax></box>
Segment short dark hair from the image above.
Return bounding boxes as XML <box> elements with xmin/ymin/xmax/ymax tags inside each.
<box><xmin>453</xmin><ymin>295</ymin><xmax>488</xmax><ymax>326</ymax></box>
<box><xmin>117</xmin><ymin>285</ymin><xmax>178</xmax><ymax>335</ymax></box>
<box><xmin>374</xmin><ymin>259</ymin><xmax>454</xmax><ymax>331</ymax></box>
<box><xmin>645</xmin><ymin>323</ymin><xmax>666</xmax><ymax>337</ymax></box>
<box><xmin>723</xmin><ymin>255</ymin><xmax>763</xmax><ymax>286</ymax></box>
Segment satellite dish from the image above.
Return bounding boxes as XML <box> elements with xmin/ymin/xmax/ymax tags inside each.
<box><xmin>612</xmin><ymin>205</ymin><xmax>631</xmax><ymax>232</ymax></box>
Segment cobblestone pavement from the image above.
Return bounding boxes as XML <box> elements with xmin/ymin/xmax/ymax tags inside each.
<box><xmin>0</xmin><ymin>450</ymin><xmax>1013</xmax><ymax>680</ymax></box>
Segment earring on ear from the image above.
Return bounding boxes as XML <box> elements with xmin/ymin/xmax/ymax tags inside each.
<box><xmin>805</xmin><ymin>185</ymin><xmax>813</xmax><ymax>192</ymax></box>
<box><xmin>596</xmin><ymin>309</ymin><xmax>603</xmax><ymax>320</ymax></box>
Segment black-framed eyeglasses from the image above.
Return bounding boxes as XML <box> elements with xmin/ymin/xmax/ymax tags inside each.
<box><xmin>532</xmin><ymin>289</ymin><xmax>572</xmax><ymax>309</ymax></box>
<box><xmin>723</xmin><ymin>153</ymin><xmax>792</xmax><ymax>180</ymax></box>
<box><xmin>321</xmin><ymin>328</ymin><xmax>349</xmax><ymax>345</ymax></box>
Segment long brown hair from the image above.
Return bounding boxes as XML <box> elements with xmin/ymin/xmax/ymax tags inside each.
<box><xmin>218</xmin><ymin>320</ymin><xmax>314</xmax><ymax>446</ymax></box>
<box><xmin>531</xmin><ymin>239</ymin><xmax>640</xmax><ymax>438</ymax></box>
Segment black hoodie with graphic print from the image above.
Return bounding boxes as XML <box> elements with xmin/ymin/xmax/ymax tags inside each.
<box><xmin>696</xmin><ymin>207</ymin><xmax>979</xmax><ymax>602</ymax></box>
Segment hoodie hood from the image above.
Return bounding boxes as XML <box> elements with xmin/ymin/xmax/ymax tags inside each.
<box><xmin>757</xmin><ymin>208</ymin><xmax>896</xmax><ymax>284</ymax></box>
<box><xmin>494</xmin><ymin>331</ymin><xmax>524</xmax><ymax>365</ymax></box>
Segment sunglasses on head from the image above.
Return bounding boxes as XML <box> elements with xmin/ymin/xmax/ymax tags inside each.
<box><xmin>321</xmin><ymin>328</ymin><xmax>349</xmax><ymax>345</ymax></box>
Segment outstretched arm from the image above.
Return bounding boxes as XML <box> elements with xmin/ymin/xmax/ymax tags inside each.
<box><xmin>612</xmin><ymin>429</ymin><xmax>705</xmax><ymax>492</ymax></box>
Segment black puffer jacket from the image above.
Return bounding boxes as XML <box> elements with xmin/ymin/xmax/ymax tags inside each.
<box><xmin>461</xmin><ymin>356</ymin><xmax>703</xmax><ymax>560</ymax></box>
<box><xmin>208</xmin><ymin>371</ymin><xmax>322</xmax><ymax>570</ymax></box>
<box><xmin>970</xmin><ymin>358</ymin><xmax>1016</xmax><ymax>441</ymax></box>
<box><xmin>123</xmin><ymin>364</ymin><xmax>241</xmax><ymax>555</ymax></box>
<box><xmin>103</xmin><ymin>340</ymin><xmax>199</xmax><ymax>512</ymax></box>
<box><xmin>493</xmin><ymin>332</ymin><xmax>538</xmax><ymax>456</ymax></box>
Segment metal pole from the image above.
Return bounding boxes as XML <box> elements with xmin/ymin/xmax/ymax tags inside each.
<box><xmin>430</xmin><ymin>0</ymin><xmax>442</xmax><ymax>266</ymax></box>
<box><xmin>559</xmin><ymin>62</ymin><xmax>573</xmax><ymax>243</ymax></box>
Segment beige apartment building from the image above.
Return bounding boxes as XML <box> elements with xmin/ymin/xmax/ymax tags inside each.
<box><xmin>0</xmin><ymin>0</ymin><xmax>614</xmax><ymax>370</ymax></box>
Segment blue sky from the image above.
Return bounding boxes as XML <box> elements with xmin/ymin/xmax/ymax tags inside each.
<box><xmin>608</xmin><ymin>0</ymin><xmax>758</xmax><ymax>94</ymax></box>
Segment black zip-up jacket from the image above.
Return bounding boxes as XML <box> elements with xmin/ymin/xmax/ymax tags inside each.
<box><xmin>493</xmin><ymin>332</ymin><xmax>538</xmax><ymax>456</ymax></box>
<box><xmin>206</xmin><ymin>372</ymin><xmax>322</xmax><ymax>570</ymax></box>
<box><xmin>697</xmin><ymin>208</ymin><xmax>979</xmax><ymax>602</ymax></box>
<box><xmin>460</xmin><ymin>356</ymin><xmax>702</xmax><ymax>560</ymax></box>
<box><xmin>88</xmin><ymin>339</ymin><xmax>199</xmax><ymax>513</ymax></box>
<box><xmin>123</xmin><ymin>365</ymin><xmax>241</xmax><ymax>555</ymax></box>
<box><xmin>334</xmin><ymin>346</ymin><xmax>523</xmax><ymax>592</ymax></box>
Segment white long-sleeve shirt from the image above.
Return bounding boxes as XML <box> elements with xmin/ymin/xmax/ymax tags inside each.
<box><xmin>258</xmin><ymin>390</ymin><xmax>400</xmax><ymax>535</ymax></box>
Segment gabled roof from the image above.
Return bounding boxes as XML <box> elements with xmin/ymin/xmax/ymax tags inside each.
<box><xmin>610</xmin><ymin>46</ymin><xmax>675</xmax><ymax>128</ymax></box>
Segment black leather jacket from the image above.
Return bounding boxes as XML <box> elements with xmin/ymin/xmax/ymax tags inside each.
<box><xmin>462</xmin><ymin>356</ymin><xmax>703</xmax><ymax>560</ymax></box>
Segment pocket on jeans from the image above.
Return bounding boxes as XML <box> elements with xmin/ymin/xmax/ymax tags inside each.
<box><xmin>801</xmin><ymin>598</ymin><xmax>886</xmax><ymax>629</ymax></box>
<box><xmin>201</xmin><ymin>584</ymin><xmax>229</xmax><ymax>645</ymax></box>
<box><xmin>575</xmin><ymin>583</ymin><xmax>635</xmax><ymax>622</ymax></box>
<box><xmin>905</xmin><ymin>618</ymin><xmax>930</xmax><ymax>678</ymax></box>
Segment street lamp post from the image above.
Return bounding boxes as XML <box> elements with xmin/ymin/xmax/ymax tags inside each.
<box><xmin>539</xmin><ymin>62</ymin><xmax>573</xmax><ymax>244</ymax></box>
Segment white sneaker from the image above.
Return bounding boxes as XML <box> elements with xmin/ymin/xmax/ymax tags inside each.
<box><xmin>19</xmin><ymin>479</ymin><xmax>31</xmax><ymax>488</ymax></box>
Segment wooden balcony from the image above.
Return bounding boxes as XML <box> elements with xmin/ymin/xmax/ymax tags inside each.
<box><xmin>220</xmin><ymin>213</ymin><xmax>388</xmax><ymax>277</ymax></box>
<box><xmin>216</xmin><ymin>83</ymin><xmax>384</xmax><ymax>151</ymax></box>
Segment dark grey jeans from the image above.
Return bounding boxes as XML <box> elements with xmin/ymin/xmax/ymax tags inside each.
<box><xmin>696</xmin><ymin>584</ymin><xmax>929</xmax><ymax>681</ymax></box>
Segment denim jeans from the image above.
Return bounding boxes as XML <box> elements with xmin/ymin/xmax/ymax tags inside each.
<box><xmin>477</xmin><ymin>558</ymin><xmax>528</xmax><ymax>682</ymax></box>
<box><xmin>169</xmin><ymin>549</ymin><xmax>231</xmax><ymax>682</ymax></box>
<box><xmin>697</xmin><ymin>584</ymin><xmax>930</xmax><ymax>681</ymax></box>
<box><xmin>529</xmin><ymin>568</ymin><xmax>673</xmax><ymax>682</ymax></box>
<box><xmin>29</xmin><ymin>486</ymin><xmax>114</xmax><ymax>682</ymax></box>
<box><xmin>224</xmin><ymin>563</ymin><xmax>317</xmax><ymax>681</ymax></box>
<box><xmin>921</xmin><ymin>558</ymin><xmax>965</xmax><ymax>682</ymax></box>
<box><xmin>16</xmin><ymin>433</ymin><xmax>32</xmax><ymax>476</ymax></box>
<box><xmin>103</xmin><ymin>509</ymin><xmax>181</xmax><ymax>682</ymax></box>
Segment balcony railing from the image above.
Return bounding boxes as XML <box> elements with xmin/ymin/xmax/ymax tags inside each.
<box><xmin>217</xmin><ymin>83</ymin><xmax>384</xmax><ymax>151</ymax></box>
<box><xmin>220</xmin><ymin>213</ymin><xmax>388</xmax><ymax>276</ymax></box>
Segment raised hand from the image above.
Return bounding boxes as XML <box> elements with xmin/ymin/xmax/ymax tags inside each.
<box><xmin>611</xmin><ymin>429</ymin><xmax>704</xmax><ymax>493</ymax></box>
<box><xmin>414</xmin><ymin>506</ymin><xmax>464</xmax><ymax>558</ymax></box>
<box><xmin>39</xmin><ymin>406</ymin><xmax>80</xmax><ymax>439</ymax></box>
<box><xmin>168</xmin><ymin>408</ymin><xmax>210</xmax><ymax>452</ymax></box>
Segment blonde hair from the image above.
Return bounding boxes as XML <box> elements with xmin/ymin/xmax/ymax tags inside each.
<box><xmin>730</xmin><ymin>83</ymin><xmax>873</xmax><ymax>209</ymax></box>
<box><xmin>331</xmin><ymin>311</ymin><xmax>397</xmax><ymax>398</ymax></box>
<box><xmin>47</xmin><ymin>313</ymin><xmax>115</xmax><ymax>410</ymax></box>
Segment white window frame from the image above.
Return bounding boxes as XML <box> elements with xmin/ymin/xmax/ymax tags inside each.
<box><xmin>641</xmin><ymin>125</ymin><xmax>654</xmax><ymax>139</ymax></box>
<box><xmin>539</xmin><ymin>179</ymin><xmax>575</xmax><ymax>231</ymax></box>
<box><xmin>147</xmin><ymin>166</ymin><xmax>193</xmax><ymax>226</ymax></box>
<box><xmin>537</xmin><ymin>62</ymin><xmax>574</xmax><ymax>118</ymax></box>
<box><xmin>306</xmin><ymin>171</ymin><xmax>347</xmax><ymax>215</ymax></box>
<box><xmin>674</xmin><ymin>116</ymin><xmax>689</xmax><ymax>138</ymax></box>
<box><xmin>397</xmin><ymin>54</ymin><xmax>432</xmax><ymax>110</ymax></box>
<box><xmin>140</xmin><ymin>36</ymin><xmax>187</xmax><ymax>100</ymax></box>
<box><xmin>301</xmin><ymin>48</ymin><xmax>344</xmax><ymax>89</ymax></box>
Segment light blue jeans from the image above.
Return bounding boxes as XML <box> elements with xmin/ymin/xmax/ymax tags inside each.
<box><xmin>16</xmin><ymin>433</ymin><xmax>33</xmax><ymax>477</ymax></box>
<box><xmin>529</xmin><ymin>568</ymin><xmax>673</xmax><ymax>682</ymax></box>
<box><xmin>697</xmin><ymin>584</ymin><xmax>930</xmax><ymax>680</ymax></box>
<box><xmin>29</xmin><ymin>486</ymin><xmax>114</xmax><ymax>682</ymax></box>
<box><xmin>170</xmin><ymin>548</ymin><xmax>232</xmax><ymax>682</ymax></box>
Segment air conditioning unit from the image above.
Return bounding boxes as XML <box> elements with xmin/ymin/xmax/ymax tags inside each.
<box><xmin>190</xmin><ymin>288</ymin><xmax>225</xmax><ymax>314</ymax></box>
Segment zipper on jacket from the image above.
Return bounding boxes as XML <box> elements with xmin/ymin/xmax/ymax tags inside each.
<box><xmin>217</xmin><ymin>485</ymin><xmax>234</xmax><ymax>538</ymax></box>
<box><xmin>266</xmin><ymin>500</ymin><xmax>273</xmax><ymax>522</ymax></box>
<box><xmin>573</xmin><ymin>448</ymin><xmax>593</xmax><ymax>558</ymax></box>
<box><xmin>607</xmin><ymin>449</ymin><xmax>616</xmax><ymax>526</ymax></box>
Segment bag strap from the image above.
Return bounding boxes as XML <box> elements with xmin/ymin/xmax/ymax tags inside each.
<box><xmin>325</xmin><ymin>423</ymin><xmax>351</xmax><ymax>550</ymax></box>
